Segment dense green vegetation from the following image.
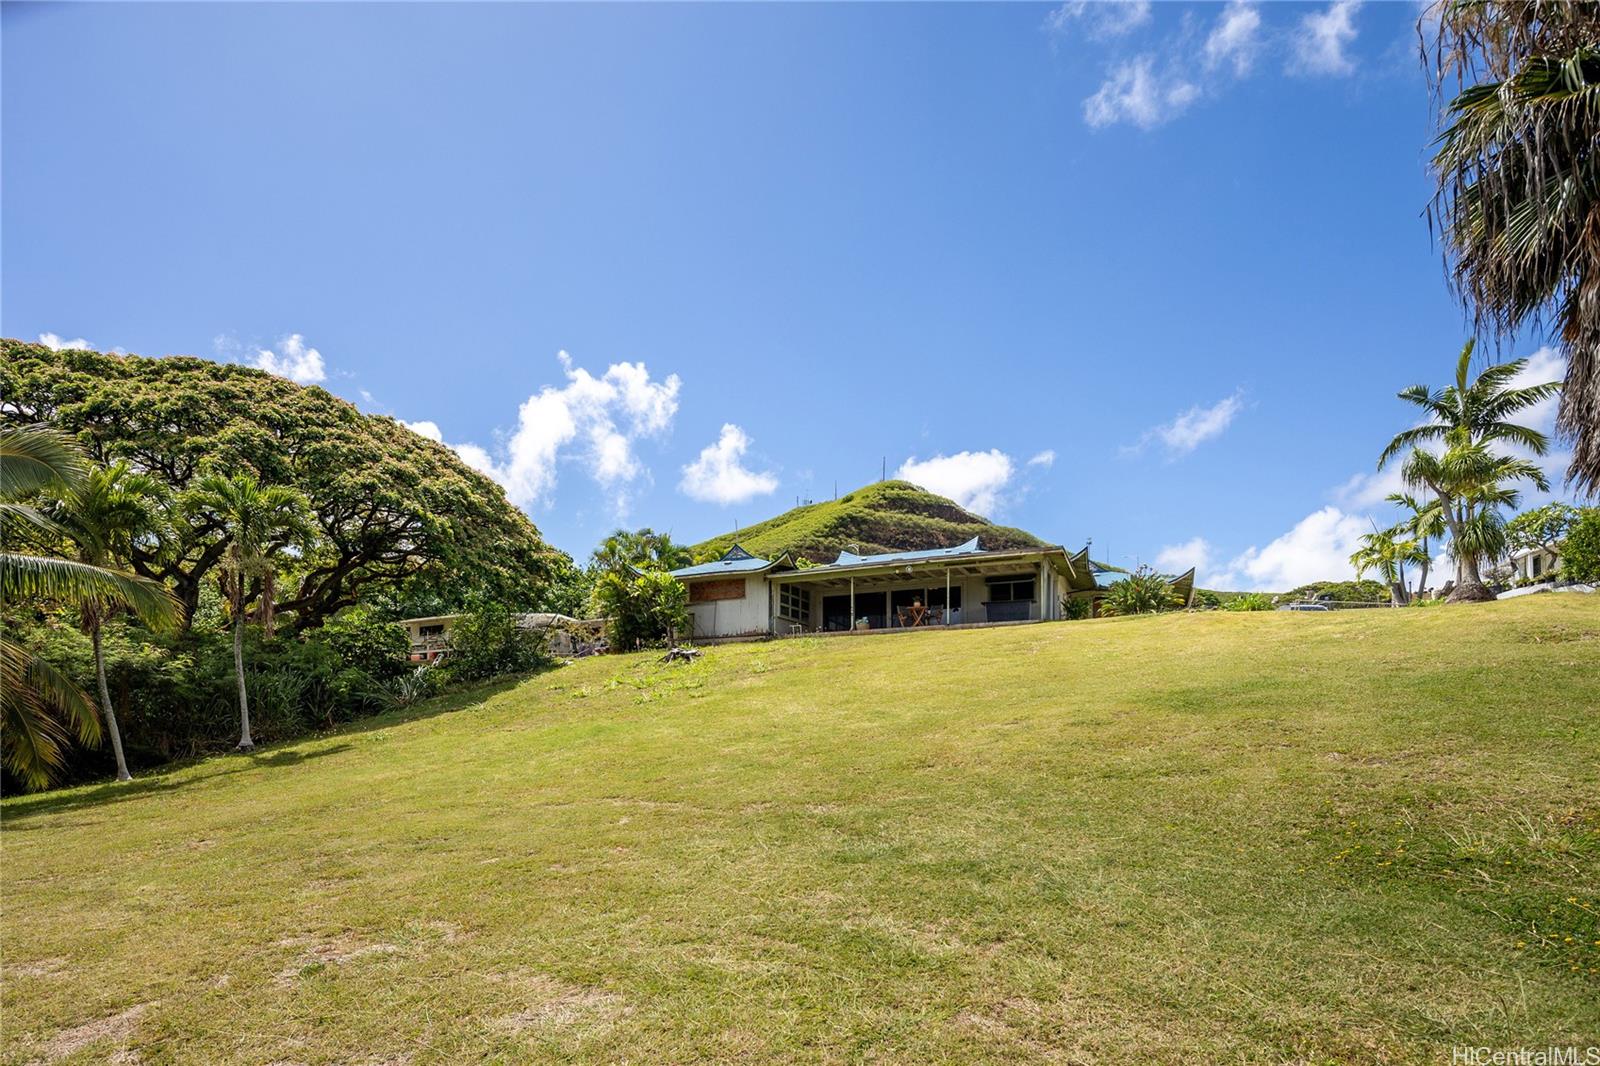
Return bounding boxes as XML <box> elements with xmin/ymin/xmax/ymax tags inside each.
<box><xmin>0</xmin><ymin>341</ymin><xmax>566</xmax><ymax>789</ymax></box>
<box><xmin>1564</xmin><ymin>508</ymin><xmax>1600</xmax><ymax>585</ymax></box>
<box><xmin>1276</xmin><ymin>579</ymin><xmax>1391</xmax><ymax>604</ymax></box>
<box><xmin>1</xmin><ymin>426</ymin><xmax>182</xmax><ymax>789</ymax></box>
<box><xmin>2</xmin><ymin>598</ymin><xmax>1595</xmax><ymax>1063</ymax></box>
<box><xmin>690</xmin><ymin>480</ymin><xmax>1049</xmax><ymax>564</ymax></box>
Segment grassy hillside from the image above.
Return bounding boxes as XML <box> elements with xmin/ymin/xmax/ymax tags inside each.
<box><xmin>691</xmin><ymin>480</ymin><xmax>1050</xmax><ymax>563</ymax></box>
<box><xmin>3</xmin><ymin>597</ymin><xmax>1598</xmax><ymax>1063</ymax></box>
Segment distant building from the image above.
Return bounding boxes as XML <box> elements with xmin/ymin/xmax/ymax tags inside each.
<box><xmin>667</xmin><ymin>538</ymin><xmax>1194</xmax><ymax>643</ymax></box>
<box><xmin>1496</xmin><ymin>544</ymin><xmax>1564</xmax><ymax>585</ymax></box>
<box><xmin>397</xmin><ymin>613</ymin><xmax>603</xmax><ymax>661</ymax></box>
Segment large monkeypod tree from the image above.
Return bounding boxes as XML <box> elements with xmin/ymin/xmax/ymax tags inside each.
<box><xmin>0</xmin><ymin>340</ymin><xmax>564</xmax><ymax>631</ymax></box>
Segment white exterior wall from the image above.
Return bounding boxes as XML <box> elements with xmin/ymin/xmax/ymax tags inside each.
<box><xmin>686</xmin><ymin>574</ymin><xmax>773</xmax><ymax>640</ymax></box>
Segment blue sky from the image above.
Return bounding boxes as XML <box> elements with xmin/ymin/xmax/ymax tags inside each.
<box><xmin>2</xmin><ymin>1</ymin><xmax>1571</xmax><ymax>588</ymax></box>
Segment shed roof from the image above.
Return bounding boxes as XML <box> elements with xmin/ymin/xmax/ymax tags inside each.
<box><xmin>668</xmin><ymin>543</ymin><xmax>796</xmax><ymax>579</ymax></box>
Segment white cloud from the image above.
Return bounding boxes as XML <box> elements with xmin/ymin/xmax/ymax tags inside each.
<box><xmin>1130</xmin><ymin>389</ymin><xmax>1245</xmax><ymax>457</ymax></box>
<box><xmin>451</xmin><ymin>442</ymin><xmax>499</xmax><ymax>477</ymax></box>
<box><xmin>679</xmin><ymin>424</ymin><xmax>779</xmax><ymax>506</ymax></box>
<box><xmin>1154</xmin><ymin>536</ymin><xmax>1215</xmax><ymax>581</ymax></box>
<box><xmin>1334</xmin><ymin>463</ymin><xmax>1410</xmax><ymax>510</ymax></box>
<box><xmin>232</xmin><ymin>333</ymin><xmax>327</xmax><ymax>384</ymax></box>
<box><xmin>1212</xmin><ymin>506</ymin><xmax>1367</xmax><ymax>590</ymax></box>
<box><xmin>1290</xmin><ymin>0</ymin><xmax>1361</xmax><ymax>77</ymax></box>
<box><xmin>1084</xmin><ymin>56</ymin><xmax>1200</xmax><ymax>130</ymax></box>
<box><xmin>896</xmin><ymin>449</ymin><xmax>1016</xmax><ymax>516</ymax></box>
<box><xmin>1205</xmin><ymin>0</ymin><xmax>1262</xmax><ymax>76</ymax></box>
<box><xmin>1027</xmin><ymin>449</ymin><xmax>1057</xmax><ymax>468</ymax></box>
<box><xmin>1044</xmin><ymin>0</ymin><xmax>1151</xmax><ymax>41</ymax></box>
<box><xmin>38</xmin><ymin>332</ymin><xmax>93</xmax><ymax>351</ymax></box>
<box><xmin>404</xmin><ymin>420</ymin><xmax>444</xmax><ymax>442</ymax></box>
<box><xmin>1508</xmin><ymin>345</ymin><xmax>1564</xmax><ymax>434</ymax></box>
<box><xmin>448</xmin><ymin>351</ymin><xmax>681</xmax><ymax>512</ymax></box>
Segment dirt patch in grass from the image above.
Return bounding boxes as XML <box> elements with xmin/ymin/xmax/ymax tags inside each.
<box><xmin>490</xmin><ymin>972</ymin><xmax>627</xmax><ymax>1033</ymax></box>
<box><xmin>34</xmin><ymin>1002</ymin><xmax>152</xmax><ymax>1063</ymax></box>
<box><xmin>8</xmin><ymin>957</ymin><xmax>68</xmax><ymax>978</ymax></box>
<box><xmin>273</xmin><ymin>934</ymin><xmax>398</xmax><ymax>985</ymax></box>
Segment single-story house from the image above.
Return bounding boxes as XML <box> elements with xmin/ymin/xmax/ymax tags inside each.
<box><xmin>398</xmin><ymin>612</ymin><xmax>603</xmax><ymax>662</ymax></box>
<box><xmin>670</xmin><ymin>538</ymin><xmax>1195</xmax><ymax>642</ymax></box>
<box><xmin>1492</xmin><ymin>544</ymin><xmax>1564</xmax><ymax>586</ymax></box>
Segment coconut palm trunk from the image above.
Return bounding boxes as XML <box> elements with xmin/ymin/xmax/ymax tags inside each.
<box><xmin>1416</xmin><ymin>535</ymin><xmax>1431</xmax><ymax>600</ymax></box>
<box><xmin>1438</xmin><ymin>492</ymin><xmax>1490</xmax><ymax>602</ymax></box>
<box><xmin>233</xmin><ymin>602</ymin><xmax>254</xmax><ymax>753</ymax></box>
<box><xmin>89</xmin><ymin>622</ymin><xmax>132</xmax><ymax>782</ymax></box>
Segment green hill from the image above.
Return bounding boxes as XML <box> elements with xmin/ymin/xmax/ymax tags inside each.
<box><xmin>4</xmin><ymin>598</ymin><xmax>1597</xmax><ymax>1062</ymax></box>
<box><xmin>692</xmin><ymin>480</ymin><xmax>1055</xmax><ymax>563</ymax></box>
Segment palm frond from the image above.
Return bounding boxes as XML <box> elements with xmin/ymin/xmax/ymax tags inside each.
<box><xmin>0</xmin><ymin>635</ymin><xmax>99</xmax><ymax>791</ymax></box>
<box><xmin>0</xmin><ymin>553</ymin><xmax>181</xmax><ymax>630</ymax></box>
<box><xmin>0</xmin><ymin>424</ymin><xmax>87</xmax><ymax>498</ymax></box>
<box><xmin>1379</xmin><ymin>425</ymin><xmax>1448</xmax><ymax>469</ymax></box>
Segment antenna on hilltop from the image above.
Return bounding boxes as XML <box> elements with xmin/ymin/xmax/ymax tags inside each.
<box><xmin>881</xmin><ymin>457</ymin><xmax>886</xmax><ymax>482</ymax></box>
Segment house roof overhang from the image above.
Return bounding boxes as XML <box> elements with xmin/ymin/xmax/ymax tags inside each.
<box><xmin>770</xmin><ymin>546</ymin><xmax>1096</xmax><ymax>589</ymax></box>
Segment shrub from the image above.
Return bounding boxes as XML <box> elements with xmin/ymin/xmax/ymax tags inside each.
<box><xmin>1278</xmin><ymin>579</ymin><xmax>1388</xmax><ymax>604</ymax></box>
<box><xmin>1097</xmin><ymin>568</ymin><xmax>1184</xmax><ymax>616</ymax></box>
<box><xmin>439</xmin><ymin>605</ymin><xmax>553</xmax><ymax>684</ymax></box>
<box><xmin>387</xmin><ymin>664</ymin><xmax>443</xmax><ymax>707</ymax></box>
<box><xmin>592</xmin><ymin>570</ymin><xmax>690</xmax><ymax>650</ymax></box>
<box><xmin>321</xmin><ymin>608</ymin><xmax>410</xmax><ymax>682</ymax></box>
<box><xmin>1061</xmin><ymin>596</ymin><xmax>1092</xmax><ymax>621</ymax></box>
<box><xmin>1222</xmin><ymin>593</ymin><xmax>1273</xmax><ymax>612</ymax></box>
<box><xmin>2</xmin><ymin>615</ymin><xmax>397</xmax><ymax>789</ymax></box>
<box><xmin>1562</xmin><ymin>508</ymin><xmax>1600</xmax><ymax>584</ymax></box>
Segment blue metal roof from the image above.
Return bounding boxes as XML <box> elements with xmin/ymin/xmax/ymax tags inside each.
<box><xmin>669</xmin><ymin>543</ymin><xmax>780</xmax><ymax>579</ymax></box>
<box><xmin>832</xmin><ymin>536</ymin><xmax>984</xmax><ymax>567</ymax></box>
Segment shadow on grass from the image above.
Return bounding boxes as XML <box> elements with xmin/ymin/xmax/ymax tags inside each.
<box><xmin>1</xmin><ymin>675</ymin><xmax>531</xmax><ymax>823</ymax></box>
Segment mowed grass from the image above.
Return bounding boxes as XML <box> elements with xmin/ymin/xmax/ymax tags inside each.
<box><xmin>3</xmin><ymin>598</ymin><xmax>1598</xmax><ymax>1064</ymax></box>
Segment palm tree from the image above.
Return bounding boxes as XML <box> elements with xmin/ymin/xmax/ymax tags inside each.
<box><xmin>1350</xmin><ymin>527</ymin><xmax>1429</xmax><ymax>606</ymax></box>
<box><xmin>45</xmin><ymin>462</ymin><xmax>169</xmax><ymax>782</ymax></box>
<box><xmin>1400</xmin><ymin>442</ymin><xmax>1549</xmax><ymax>600</ymax></box>
<box><xmin>184</xmin><ymin>473</ymin><xmax>310</xmax><ymax>753</ymax></box>
<box><xmin>1425</xmin><ymin>3</ymin><xmax>1600</xmax><ymax>493</ymax></box>
<box><xmin>1</xmin><ymin>426</ymin><xmax>180</xmax><ymax>790</ymax></box>
<box><xmin>1377</xmin><ymin>340</ymin><xmax>1559</xmax><ymax>601</ymax></box>
<box><xmin>590</xmin><ymin>528</ymin><xmax>694</xmax><ymax>574</ymax></box>
<box><xmin>1377</xmin><ymin>340</ymin><xmax>1560</xmax><ymax>470</ymax></box>
<box><xmin>1386</xmin><ymin>491</ymin><xmax>1448</xmax><ymax>598</ymax></box>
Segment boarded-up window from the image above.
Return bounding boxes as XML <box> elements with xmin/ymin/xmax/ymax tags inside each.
<box><xmin>689</xmin><ymin>578</ymin><xmax>745</xmax><ymax>603</ymax></box>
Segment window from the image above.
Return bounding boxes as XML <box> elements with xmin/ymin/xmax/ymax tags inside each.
<box><xmin>926</xmin><ymin>586</ymin><xmax>962</xmax><ymax>610</ymax></box>
<box><xmin>778</xmin><ymin>584</ymin><xmax>811</xmax><ymax>625</ymax></box>
<box><xmin>419</xmin><ymin>624</ymin><xmax>445</xmax><ymax>637</ymax></box>
<box><xmin>986</xmin><ymin>576</ymin><xmax>1035</xmax><ymax>602</ymax></box>
<box><xmin>689</xmin><ymin>578</ymin><xmax>745</xmax><ymax>603</ymax></box>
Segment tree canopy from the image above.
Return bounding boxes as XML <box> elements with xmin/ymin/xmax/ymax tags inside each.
<box><xmin>0</xmin><ymin>341</ymin><xmax>563</xmax><ymax>629</ymax></box>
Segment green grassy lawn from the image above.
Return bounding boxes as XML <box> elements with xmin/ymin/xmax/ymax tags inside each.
<box><xmin>3</xmin><ymin>597</ymin><xmax>1598</xmax><ymax>1064</ymax></box>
